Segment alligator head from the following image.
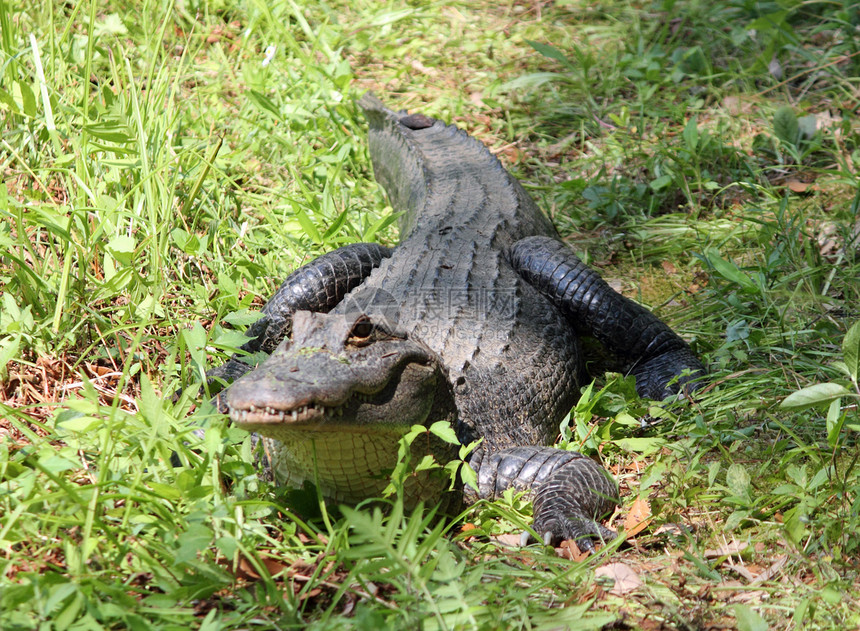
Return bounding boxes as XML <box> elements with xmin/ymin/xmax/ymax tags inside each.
<box><xmin>225</xmin><ymin>310</ymin><xmax>459</xmax><ymax>503</ymax></box>
<box><xmin>227</xmin><ymin>309</ymin><xmax>449</xmax><ymax>432</ymax></box>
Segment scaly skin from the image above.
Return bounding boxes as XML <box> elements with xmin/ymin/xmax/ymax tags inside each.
<box><xmin>214</xmin><ymin>94</ymin><xmax>705</xmax><ymax>550</ymax></box>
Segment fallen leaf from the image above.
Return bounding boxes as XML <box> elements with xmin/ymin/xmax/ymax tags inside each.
<box><xmin>490</xmin><ymin>533</ymin><xmax>523</xmax><ymax>547</ymax></box>
<box><xmin>704</xmin><ymin>540</ymin><xmax>748</xmax><ymax>558</ymax></box>
<box><xmin>652</xmin><ymin>522</ymin><xmax>688</xmax><ymax>536</ymax></box>
<box><xmin>556</xmin><ymin>539</ymin><xmax>589</xmax><ymax>562</ymax></box>
<box><xmin>750</xmin><ymin>554</ymin><xmax>788</xmax><ymax>584</ymax></box>
<box><xmin>410</xmin><ymin>59</ymin><xmax>438</xmax><ymax>76</ymax></box>
<box><xmin>459</xmin><ymin>523</ymin><xmax>478</xmax><ymax>541</ymax></box>
<box><xmin>787</xmin><ymin>180</ymin><xmax>815</xmax><ymax>193</ymax></box>
<box><xmin>624</xmin><ymin>497</ymin><xmax>652</xmax><ymax>537</ymax></box>
<box><xmin>595</xmin><ymin>563</ymin><xmax>642</xmax><ymax>595</ymax></box>
<box><xmin>229</xmin><ymin>552</ymin><xmax>290</xmax><ymax>581</ymax></box>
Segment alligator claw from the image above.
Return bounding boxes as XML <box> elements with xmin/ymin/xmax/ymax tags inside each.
<box><xmin>518</xmin><ymin>525</ymin><xmax>610</xmax><ymax>553</ymax></box>
<box><xmin>533</xmin><ymin>508</ymin><xmax>616</xmax><ymax>552</ymax></box>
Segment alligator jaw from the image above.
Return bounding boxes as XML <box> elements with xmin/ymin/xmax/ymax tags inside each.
<box><xmin>229</xmin><ymin>390</ymin><xmax>378</xmax><ymax>428</ymax></box>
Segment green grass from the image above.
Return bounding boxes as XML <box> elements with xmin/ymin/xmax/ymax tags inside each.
<box><xmin>2</xmin><ymin>0</ymin><xmax>859</xmax><ymax>628</ymax></box>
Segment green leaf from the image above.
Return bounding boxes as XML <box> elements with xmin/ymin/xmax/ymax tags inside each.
<box><xmin>147</xmin><ymin>481</ymin><xmax>181</xmax><ymax>501</ymax></box>
<box><xmin>96</xmin><ymin>13</ymin><xmax>127</xmax><ymax>36</ymax></box>
<box><xmin>459</xmin><ymin>460</ymin><xmax>478</xmax><ymax>491</ymax></box>
<box><xmin>429</xmin><ymin>421</ymin><xmax>459</xmax><ymax>445</ymax></box>
<box><xmin>826</xmin><ymin>398</ymin><xmax>845</xmax><ymax>447</ymax></box>
<box><xmin>682</xmin><ymin>115</ymin><xmax>699</xmax><ymax>152</ymax></box>
<box><xmin>526</xmin><ymin>40</ymin><xmax>576</xmax><ymax>70</ymax></box>
<box><xmin>725</xmin><ymin>509</ymin><xmax>750</xmax><ymax>530</ymax></box>
<box><xmin>17</xmin><ymin>80</ymin><xmax>36</xmax><ymax>118</ymax></box>
<box><xmin>613</xmin><ymin>437</ymin><xmax>666</xmax><ymax>455</ymax></box>
<box><xmin>138</xmin><ymin>374</ymin><xmax>162</xmax><ymax>426</ymax></box>
<box><xmin>321</xmin><ymin>208</ymin><xmax>350</xmax><ymax>241</ymax></box>
<box><xmin>649</xmin><ymin>174</ymin><xmax>673</xmax><ymax>191</ymax></box>
<box><xmin>705</xmin><ymin>249</ymin><xmax>758</xmax><ymax>293</ymax></box>
<box><xmin>293</xmin><ymin>206</ymin><xmax>321</xmax><ymax>243</ymax></box>
<box><xmin>0</xmin><ymin>88</ymin><xmax>21</xmax><ymax>114</ymax></box>
<box><xmin>773</xmin><ymin>106</ymin><xmax>799</xmax><ymax>145</ymax></box>
<box><xmin>733</xmin><ymin>604</ymin><xmax>769</xmax><ymax>631</ymax></box>
<box><xmin>797</xmin><ymin>114</ymin><xmax>818</xmax><ymax>139</ymax></box>
<box><xmin>0</xmin><ymin>334</ymin><xmax>21</xmax><ymax>381</ymax></box>
<box><xmin>247</xmin><ymin>90</ymin><xmax>281</xmax><ymax>119</ymax></box>
<box><xmin>808</xmin><ymin>466</ymin><xmax>832</xmax><ymax>491</ymax></box>
<box><xmin>57</xmin><ymin>416</ymin><xmax>101</xmax><ymax>433</ymax></box>
<box><xmin>222</xmin><ymin>309</ymin><xmax>265</xmax><ymax>326</ymax></box>
<box><xmin>106</xmin><ymin>234</ymin><xmax>136</xmax><ymax>266</ymax></box>
<box><xmin>174</xmin><ymin>524</ymin><xmax>214</xmax><ymax>565</ymax></box>
<box><xmin>726</xmin><ymin>464</ymin><xmax>751</xmax><ymax>499</ymax></box>
<box><xmin>215</xmin><ymin>535</ymin><xmax>238</xmax><ymax>559</ymax></box>
<box><xmin>362</xmin><ymin>210</ymin><xmax>400</xmax><ymax>242</ymax></box>
<box><xmin>821</xmin><ymin>585</ymin><xmax>841</xmax><ymax>604</ymax></box>
<box><xmin>84</xmin><ymin>121</ymin><xmax>131</xmax><ymax>143</ymax></box>
<box><xmin>780</xmin><ymin>382</ymin><xmax>851</xmax><ymax>410</ymax></box>
<box><xmin>43</xmin><ymin>581</ymin><xmax>78</xmax><ymax>617</ymax></box>
<box><xmin>842</xmin><ymin>320</ymin><xmax>860</xmax><ymax>383</ymax></box>
<box><xmin>414</xmin><ymin>454</ymin><xmax>440</xmax><ymax>471</ymax></box>
<box><xmin>38</xmin><ymin>454</ymin><xmax>79</xmax><ymax>475</ymax></box>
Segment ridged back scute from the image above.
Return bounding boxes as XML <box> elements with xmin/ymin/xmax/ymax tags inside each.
<box><xmin>359</xmin><ymin>93</ymin><xmax>430</xmax><ymax>238</ymax></box>
<box><xmin>359</xmin><ymin>93</ymin><xmax>556</xmax><ymax>244</ymax></box>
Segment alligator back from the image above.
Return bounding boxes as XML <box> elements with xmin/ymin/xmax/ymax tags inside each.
<box><xmin>342</xmin><ymin>95</ymin><xmax>583</xmax><ymax>451</ymax></box>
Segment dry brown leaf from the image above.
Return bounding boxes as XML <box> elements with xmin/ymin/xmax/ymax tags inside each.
<box><xmin>228</xmin><ymin>552</ymin><xmax>290</xmax><ymax>581</ymax></box>
<box><xmin>459</xmin><ymin>522</ymin><xmax>478</xmax><ymax>541</ymax></box>
<box><xmin>728</xmin><ymin>589</ymin><xmax>769</xmax><ymax>604</ymax></box>
<box><xmin>728</xmin><ymin>563</ymin><xmax>756</xmax><ymax>582</ymax></box>
<box><xmin>595</xmin><ymin>562</ymin><xmax>642</xmax><ymax>595</ymax></box>
<box><xmin>556</xmin><ymin>539</ymin><xmax>589</xmax><ymax>562</ymax></box>
<box><xmin>750</xmin><ymin>554</ymin><xmax>788</xmax><ymax>584</ymax></box>
<box><xmin>704</xmin><ymin>540</ymin><xmax>748</xmax><ymax>558</ymax></box>
<box><xmin>490</xmin><ymin>533</ymin><xmax>523</xmax><ymax>547</ymax></box>
<box><xmin>787</xmin><ymin>180</ymin><xmax>816</xmax><ymax>193</ymax></box>
<box><xmin>606</xmin><ymin>279</ymin><xmax>625</xmax><ymax>294</ymax></box>
<box><xmin>624</xmin><ymin>497</ymin><xmax>652</xmax><ymax>538</ymax></box>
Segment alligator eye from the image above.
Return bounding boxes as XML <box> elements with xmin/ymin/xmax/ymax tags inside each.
<box><xmin>348</xmin><ymin>316</ymin><xmax>374</xmax><ymax>344</ymax></box>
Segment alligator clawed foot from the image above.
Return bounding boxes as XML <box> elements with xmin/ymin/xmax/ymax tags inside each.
<box><xmin>520</xmin><ymin>520</ymin><xmax>618</xmax><ymax>553</ymax></box>
<box><xmin>532</xmin><ymin>508</ymin><xmax>617</xmax><ymax>552</ymax></box>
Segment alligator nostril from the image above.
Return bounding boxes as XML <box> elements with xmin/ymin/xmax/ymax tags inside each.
<box><xmin>400</xmin><ymin>113</ymin><xmax>434</xmax><ymax>130</ymax></box>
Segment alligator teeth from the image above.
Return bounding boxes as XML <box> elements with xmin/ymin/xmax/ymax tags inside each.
<box><xmin>230</xmin><ymin>391</ymin><xmax>378</xmax><ymax>425</ymax></box>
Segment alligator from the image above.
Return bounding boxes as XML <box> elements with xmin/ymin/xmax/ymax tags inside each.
<box><xmin>208</xmin><ymin>93</ymin><xmax>705</xmax><ymax>550</ymax></box>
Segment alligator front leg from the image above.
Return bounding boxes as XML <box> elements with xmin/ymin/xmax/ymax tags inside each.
<box><xmin>207</xmin><ymin>243</ymin><xmax>392</xmax><ymax>387</ymax></box>
<box><xmin>510</xmin><ymin>236</ymin><xmax>705</xmax><ymax>399</ymax></box>
<box><xmin>469</xmin><ymin>447</ymin><xmax>619</xmax><ymax>551</ymax></box>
